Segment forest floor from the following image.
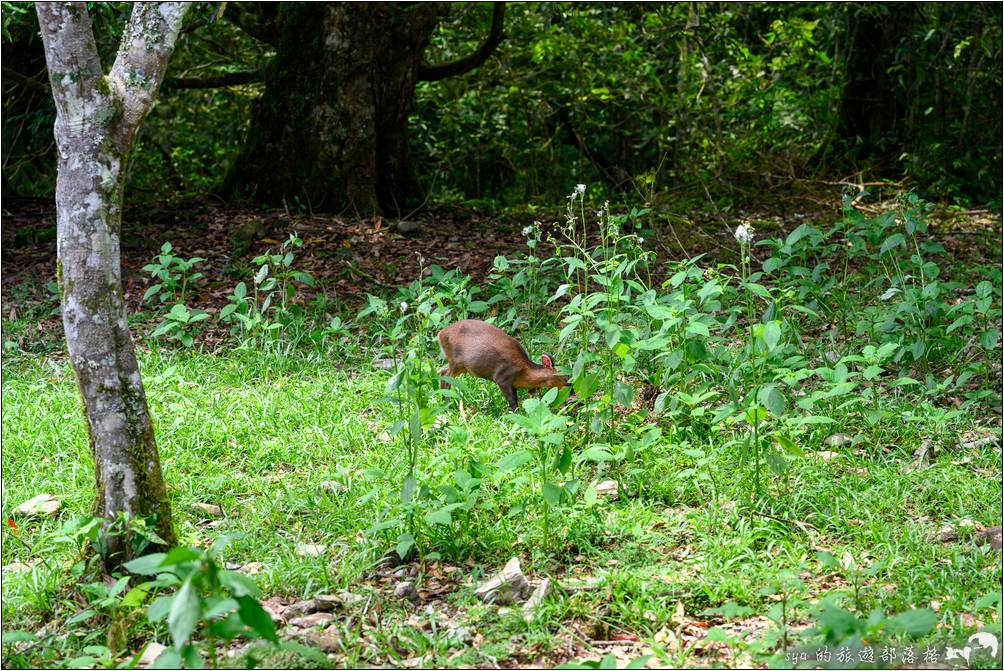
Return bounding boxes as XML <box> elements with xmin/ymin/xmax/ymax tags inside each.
<box><xmin>2</xmin><ymin>189</ymin><xmax>1000</xmax><ymax>352</ymax></box>
<box><xmin>1</xmin><ymin>192</ymin><xmax>1002</xmax><ymax>669</ymax></box>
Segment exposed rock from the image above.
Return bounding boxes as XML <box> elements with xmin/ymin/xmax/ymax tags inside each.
<box><xmin>824</xmin><ymin>433</ymin><xmax>853</xmax><ymax>447</ymax></box>
<box><xmin>959</xmin><ymin>435</ymin><xmax>999</xmax><ymax>450</ymax></box>
<box><xmin>239</xmin><ymin>561</ymin><xmax>264</xmax><ymax>575</ymax></box>
<box><xmin>595</xmin><ymin>480</ymin><xmax>619</xmax><ymax>500</ymax></box>
<box><xmin>394</xmin><ymin>580</ymin><xmax>418</xmax><ymax>600</ymax></box>
<box><xmin>3</xmin><ymin>560</ymin><xmax>35</xmax><ymax>574</ymax></box>
<box><xmin>288</xmin><ymin>612</ymin><xmax>336</xmax><ymax>629</ymax></box>
<box><xmin>193</xmin><ymin>502</ymin><xmax>223</xmax><ymax>517</ymax></box>
<box><xmin>816</xmin><ymin>451</ymin><xmax>840</xmax><ymax>462</ymax></box>
<box><xmin>319</xmin><ymin>480</ymin><xmax>347</xmax><ymax>495</ymax></box>
<box><xmin>372</xmin><ymin>358</ymin><xmax>396</xmax><ymax>371</ymax></box>
<box><xmin>308</xmin><ymin>625</ymin><xmax>342</xmax><ymax>652</ymax></box>
<box><xmin>137</xmin><ymin>642</ymin><xmax>166</xmax><ymax>668</ymax></box>
<box><xmin>560</xmin><ymin>576</ymin><xmax>605</xmax><ymax>593</ymax></box>
<box><xmin>447</xmin><ymin>625</ymin><xmax>473</xmax><ymax>644</ymax></box>
<box><xmin>474</xmin><ymin>557</ymin><xmax>530</xmax><ymax>605</ymax></box>
<box><xmin>14</xmin><ymin>494</ymin><xmax>60</xmax><ymax>517</ymax></box>
<box><xmin>936</xmin><ymin>526</ymin><xmax>959</xmax><ymax>543</ymax></box>
<box><xmin>316</xmin><ymin>590</ymin><xmax>365</xmax><ymax>608</ymax></box>
<box><xmin>261</xmin><ymin>596</ymin><xmax>290</xmax><ymax>623</ymax></box>
<box><xmin>522</xmin><ymin>578</ymin><xmax>552</xmax><ymax>622</ymax></box>
<box><xmin>396</xmin><ymin>220</ymin><xmax>423</xmax><ymax>234</ymax></box>
<box><xmin>901</xmin><ymin>439</ymin><xmax>933</xmax><ymax>474</ymax></box>
<box><xmin>296</xmin><ymin>543</ymin><xmax>327</xmax><ymax>557</ymax></box>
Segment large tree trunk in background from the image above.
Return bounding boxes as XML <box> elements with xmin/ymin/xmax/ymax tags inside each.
<box><xmin>224</xmin><ymin>2</ymin><xmax>448</xmax><ymax>215</ymax></box>
<box><xmin>36</xmin><ymin>1</ymin><xmax>188</xmax><ymax>566</ymax></box>
<box><xmin>834</xmin><ymin>3</ymin><xmax>919</xmax><ymax>169</ymax></box>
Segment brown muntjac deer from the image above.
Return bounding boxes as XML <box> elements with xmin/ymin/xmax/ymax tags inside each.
<box><xmin>438</xmin><ymin>319</ymin><xmax>569</xmax><ymax>412</ymax></box>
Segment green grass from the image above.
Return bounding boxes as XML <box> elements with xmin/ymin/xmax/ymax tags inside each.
<box><xmin>2</xmin><ymin>197</ymin><xmax>1002</xmax><ymax>668</ymax></box>
<box><xmin>2</xmin><ymin>341</ymin><xmax>1000</xmax><ymax>668</ymax></box>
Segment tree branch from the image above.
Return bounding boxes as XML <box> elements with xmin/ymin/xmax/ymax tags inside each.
<box><xmin>1</xmin><ymin>66</ymin><xmax>51</xmax><ymax>96</ymax></box>
<box><xmin>35</xmin><ymin>2</ymin><xmax>104</xmax><ymax>117</ymax></box>
<box><xmin>107</xmin><ymin>3</ymin><xmax>190</xmax><ymax>137</ymax></box>
<box><xmin>418</xmin><ymin>3</ymin><xmax>505</xmax><ymax>82</ymax></box>
<box><xmin>226</xmin><ymin>2</ymin><xmax>280</xmax><ymax>48</ymax></box>
<box><xmin>163</xmin><ymin>71</ymin><xmax>261</xmax><ymax>89</ymax></box>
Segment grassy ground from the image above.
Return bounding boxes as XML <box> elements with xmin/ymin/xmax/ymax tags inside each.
<box><xmin>2</xmin><ymin>196</ymin><xmax>1002</xmax><ymax>668</ymax></box>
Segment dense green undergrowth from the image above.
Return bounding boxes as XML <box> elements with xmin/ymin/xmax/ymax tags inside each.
<box><xmin>2</xmin><ymin>193</ymin><xmax>1002</xmax><ymax>668</ymax></box>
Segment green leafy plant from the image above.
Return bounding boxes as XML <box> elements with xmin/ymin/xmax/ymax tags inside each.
<box><xmin>142</xmin><ymin>242</ymin><xmax>205</xmax><ymax>307</ymax></box>
<box><xmin>123</xmin><ymin>535</ymin><xmax>322</xmax><ymax>668</ymax></box>
<box><xmin>150</xmin><ymin>303</ymin><xmax>211</xmax><ymax>348</ymax></box>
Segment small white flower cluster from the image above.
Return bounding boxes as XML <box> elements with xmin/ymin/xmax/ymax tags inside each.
<box><xmin>569</xmin><ymin>183</ymin><xmax>587</xmax><ymax>200</ymax></box>
<box><xmin>399</xmin><ymin>301</ymin><xmax>408</xmax><ymax>313</ymax></box>
<box><xmin>734</xmin><ymin>223</ymin><xmax>755</xmax><ymax>244</ymax></box>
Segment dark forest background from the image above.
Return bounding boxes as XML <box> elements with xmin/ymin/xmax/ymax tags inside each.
<box><xmin>3</xmin><ymin>2</ymin><xmax>1002</xmax><ymax>212</ymax></box>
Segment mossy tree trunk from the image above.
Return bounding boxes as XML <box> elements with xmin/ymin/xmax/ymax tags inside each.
<box><xmin>224</xmin><ymin>2</ymin><xmax>446</xmax><ymax>215</ymax></box>
<box><xmin>36</xmin><ymin>1</ymin><xmax>189</xmax><ymax>565</ymax></box>
<box><xmin>224</xmin><ymin>2</ymin><xmax>506</xmax><ymax>216</ymax></box>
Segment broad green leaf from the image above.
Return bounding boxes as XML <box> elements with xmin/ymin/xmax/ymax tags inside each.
<box><xmin>167</xmin><ymin>575</ymin><xmax>200</xmax><ymax>648</ymax></box>
<box><xmin>497</xmin><ymin>450</ymin><xmax>533</xmax><ymax>472</ymax></box>
<box><xmin>236</xmin><ymin>595</ymin><xmax>278</xmax><ymax>643</ymax></box>
<box><xmin>886</xmin><ymin>608</ymin><xmax>937</xmax><ymax>637</ymax></box>
<box><xmin>879</xmin><ymin>233</ymin><xmax>906</xmax><ymax>255</ymax></box>
<box><xmin>123</xmin><ymin>553</ymin><xmax>168</xmax><ymax>575</ymax></box>
<box><xmin>542</xmin><ymin>482</ymin><xmax>563</xmax><ymax>507</ymax></box>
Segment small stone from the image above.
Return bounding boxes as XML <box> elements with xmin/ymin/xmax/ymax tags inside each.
<box><xmin>824</xmin><ymin>434</ymin><xmax>852</xmax><ymax>447</ymax></box>
<box><xmin>14</xmin><ymin>494</ymin><xmax>60</xmax><ymax>518</ymax></box>
<box><xmin>309</xmin><ymin>625</ymin><xmax>342</xmax><ymax>652</ymax></box>
<box><xmin>560</xmin><ymin>576</ymin><xmax>604</xmax><ymax>593</ymax></box>
<box><xmin>936</xmin><ymin>526</ymin><xmax>958</xmax><ymax>543</ymax></box>
<box><xmin>288</xmin><ymin>612</ymin><xmax>335</xmax><ymax>628</ymax></box>
<box><xmin>522</xmin><ymin>578</ymin><xmax>552</xmax><ymax>622</ymax></box>
<box><xmin>595</xmin><ymin>480</ymin><xmax>619</xmax><ymax>500</ymax></box>
<box><xmin>296</xmin><ymin>543</ymin><xmax>327</xmax><ymax>557</ymax></box>
<box><xmin>239</xmin><ymin>562</ymin><xmax>264</xmax><ymax>575</ymax></box>
<box><xmin>317</xmin><ymin>590</ymin><xmax>365</xmax><ymax>608</ymax></box>
<box><xmin>3</xmin><ymin>560</ymin><xmax>34</xmax><ymax>574</ymax></box>
<box><xmin>901</xmin><ymin>439</ymin><xmax>933</xmax><ymax>474</ymax></box>
<box><xmin>960</xmin><ymin>613</ymin><xmax>983</xmax><ymax>629</ymax></box>
<box><xmin>447</xmin><ymin>624</ymin><xmax>472</xmax><ymax>644</ymax></box>
<box><xmin>396</xmin><ymin>220</ymin><xmax>423</xmax><ymax>234</ymax></box>
<box><xmin>319</xmin><ymin>481</ymin><xmax>346</xmax><ymax>495</ymax></box>
<box><xmin>261</xmin><ymin>596</ymin><xmax>289</xmax><ymax>623</ymax></box>
<box><xmin>194</xmin><ymin>502</ymin><xmax>223</xmax><ymax>517</ymax></box>
<box><xmin>137</xmin><ymin>642</ymin><xmax>166</xmax><ymax>668</ymax></box>
<box><xmin>816</xmin><ymin>451</ymin><xmax>840</xmax><ymax>462</ymax></box>
<box><xmin>394</xmin><ymin>580</ymin><xmax>418</xmax><ymax>600</ymax></box>
<box><xmin>474</xmin><ymin>557</ymin><xmax>530</xmax><ymax>605</ymax></box>
<box><xmin>372</xmin><ymin>358</ymin><xmax>396</xmax><ymax>371</ymax></box>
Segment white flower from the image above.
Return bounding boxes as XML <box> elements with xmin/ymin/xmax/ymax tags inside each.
<box><xmin>522</xmin><ymin>226</ymin><xmax>533</xmax><ymax>237</ymax></box>
<box><xmin>595</xmin><ymin>210</ymin><xmax>604</xmax><ymax>218</ymax></box>
<box><xmin>576</xmin><ymin>183</ymin><xmax>587</xmax><ymax>195</ymax></box>
<box><xmin>734</xmin><ymin>223</ymin><xmax>755</xmax><ymax>244</ymax></box>
<box><xmin>638</xmin><ymin>237</ymin><xmax>645</xmax><ymax>244</ymax></box>
<box><xmin>399</xmin><ymin>301</ymin><xmax>408</xmax><ymax>312</ymax></box>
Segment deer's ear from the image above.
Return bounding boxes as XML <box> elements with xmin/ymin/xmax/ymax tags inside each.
<box><xmin>541</xmin><ymin>354</ymin><xmax>554</xmax><ymax>369</ymax></box>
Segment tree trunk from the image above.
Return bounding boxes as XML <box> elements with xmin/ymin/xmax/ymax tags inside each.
<box><xmin>36</xmin><ymin>1</ymin><xmax>189</xmax><ymax>565</ymax></box>
<box><xmin>224</xmin><ymin>2</ymin><xmax>448</xmax><ymax>215</ymax></box>
<box><xmin>835</xmin><ymin>3</ymin><xmax>919</xmax><ymax>168</ymax></box>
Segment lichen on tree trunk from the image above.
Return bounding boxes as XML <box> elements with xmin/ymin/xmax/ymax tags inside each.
<box><xmin>224</xmin><ymin>2</ymin><xmax>448</xmax><ymax>215</ymax></box>
<box><xmin>36</xmin><ymin>1</ymin><xmax>189</xmax><ymax>565</ymax></box>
